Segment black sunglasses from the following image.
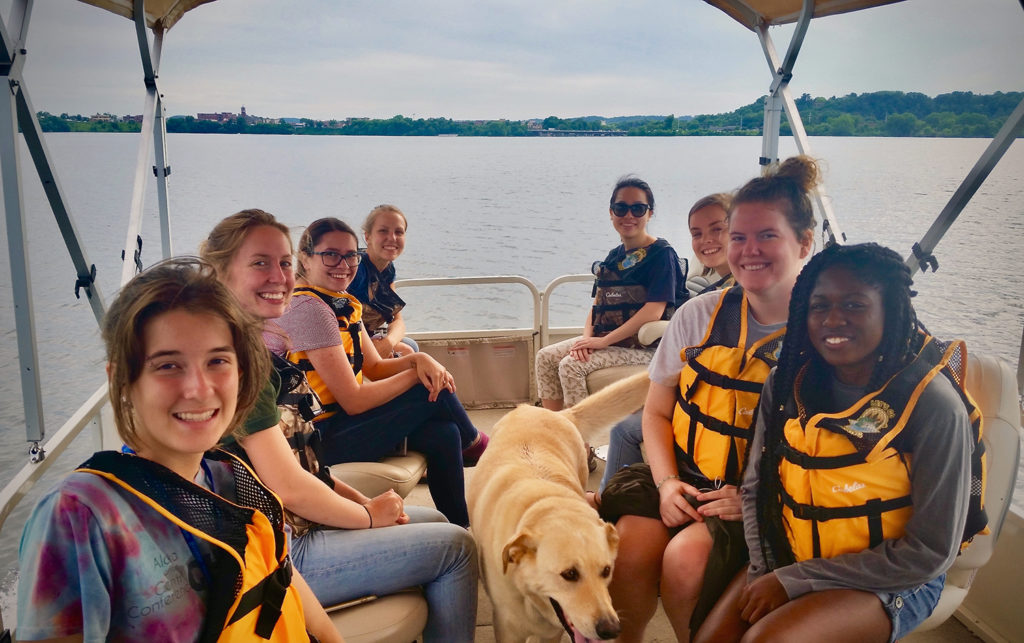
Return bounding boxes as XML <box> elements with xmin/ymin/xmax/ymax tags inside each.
<box><xmin>611</xmin><ymin>202</ymin><xmax>651</xmax><ymax>218</ymax></box>
<box><xmin>312</xmin><ymin>250</ymin><xmax>361</xmax><ymax>268</ymax></box>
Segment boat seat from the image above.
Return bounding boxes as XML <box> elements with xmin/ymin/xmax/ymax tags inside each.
<box><xmin>913</xmin><ymin>351</ymin><xmax>1023</xmax><ymax>632</ymax></box>
<box><xmin>585</xmin><ymin>320</ymin><xmax>668</xmax><ymax>394</ymax></box>
<box><xmin>330</xmin><ymin>451</ymin><xmax>428</xmax><ymax>498</ymax></box>
<box><xmin>327</xmin><ymin>588</ymin><xmax>428</xmax><ymax>643</ymax></box>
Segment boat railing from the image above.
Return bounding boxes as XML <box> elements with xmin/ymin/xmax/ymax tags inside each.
<box><xmin>395</xmin><ymin>273</ymin><xmax>590</xmax><ymax>408</ymax></box>
<box><xmin>0</xmin><ymin>383</ymin><xmax>116</xmax><ymax>536</ymax></box>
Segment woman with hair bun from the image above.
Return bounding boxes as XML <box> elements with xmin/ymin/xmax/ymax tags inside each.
<box><xmin>695</xmin><ymin>243</ymin><xmax>982</xmax><ymax>642</ymax></box>
<box><xmin>603</xmin><ymin>157</ymin><xmax>818</xmax><ymax>642</ymax></box>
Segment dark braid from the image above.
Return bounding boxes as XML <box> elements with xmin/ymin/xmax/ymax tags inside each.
<box><xmin>757</xmin><ymin>242</ymin><xmax>921</xmax><ymax>568</ymax></box>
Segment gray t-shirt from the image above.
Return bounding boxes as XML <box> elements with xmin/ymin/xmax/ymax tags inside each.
<box><xmin>743</xmin><ymin>368</ymin><xmax>972</xmax><ymax>597</ymax></box>
<box><xmin>648</xmin><ymin>290</ymin><xmax>785</xmax><ymax>387</ymax></box>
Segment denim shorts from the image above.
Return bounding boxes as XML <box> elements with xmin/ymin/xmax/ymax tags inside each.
<box><xmin>876</xmin><ymin>573</ymin><xmax>945</xmax><ymax>642</ymax></box>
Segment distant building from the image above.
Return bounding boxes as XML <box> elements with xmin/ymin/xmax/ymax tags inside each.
<box><xmin>197</xmin><ymin>112</ymin><xmax>236</xmax><ymax>123</ymax></box>
<box><xmin>121</xmin><ymin>114</ymin><xmax>143</xmax><ymax>124</ymax></box>
<box><xmin>89</xmin><ymin>113</ymin><xmax>116</xmax><ymax>123</ymax></box>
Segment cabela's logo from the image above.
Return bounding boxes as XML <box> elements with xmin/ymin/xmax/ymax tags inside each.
<box><xmin>841</xmin><ymin>399</ymin><xmax>895</xmax><ymax>438</ymax></box>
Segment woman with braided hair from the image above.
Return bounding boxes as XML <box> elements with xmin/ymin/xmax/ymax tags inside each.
<box><xmin>603</xmin><ymin>157</ymin><xmax>816</xmax><ymax>642</ymax></box>
<box><xmin>695</xmin><ymin>242</ymin><xmax>981</xmax><ymax>643</ymax></box>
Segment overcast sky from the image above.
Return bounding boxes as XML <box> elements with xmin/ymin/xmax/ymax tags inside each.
<box><xmin>10</xmin><ymin>0</ymin><xmax>1024</xmax><ymax>121</ymax></box>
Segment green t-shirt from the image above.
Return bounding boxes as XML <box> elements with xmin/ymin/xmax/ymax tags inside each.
<box><xmin>223</xmin><ymin>368</ymin><xmax>282</xmax><ymax>445</ymax></box>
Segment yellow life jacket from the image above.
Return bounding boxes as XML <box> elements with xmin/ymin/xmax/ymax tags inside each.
<box><xmin>289</xmin><ymin>285</ymin><xmax>364</xmax><ymax>419</ymax></box>
<box><xmin>77</xmin><ymin>450</ymin><xmax>309</xmax><ymax>642</ymax></box>
<box><xmin>777</xmin><ymin>335</ymin><xmax>988</xmax><ymax>561</ymax></box>
<box><xmin>672</xmin><ymin>286</ymin><xmax>785</xmax><ymax>484</ymax></box>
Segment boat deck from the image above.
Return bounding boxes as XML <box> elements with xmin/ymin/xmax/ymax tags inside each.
<box><xmin>402</xmin><ymin>408</ymin><xmax>984</xmax><ymax>642</ymax></box>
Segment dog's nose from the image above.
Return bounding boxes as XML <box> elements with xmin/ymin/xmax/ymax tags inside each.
<box><xmin>596</xmin><ymin>617</ymin><xmax>621</xmax><ymax>640</ymax></box>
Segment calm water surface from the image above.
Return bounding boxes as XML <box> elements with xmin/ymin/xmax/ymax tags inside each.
<box><xmin>1</xmin><ymin>134</ymin><xmax>1022</xmax><ymax>606</ymax></box>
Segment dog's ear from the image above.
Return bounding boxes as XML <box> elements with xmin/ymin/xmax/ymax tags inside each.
<box><xmin>502</xmin><ymin>531</ymin><xmax>537</xmax><ymax>574</ymax></box>
<box><xmin>603</xmin><ymin>522</ymin><xmax>620</xmax><ymax>556</ymax></box>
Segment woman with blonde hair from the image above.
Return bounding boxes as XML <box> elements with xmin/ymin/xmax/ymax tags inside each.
<box><xmin>202</xmin><ymin>210</ymin><xmax>478</xmax><ymax>641</ymax></box>
<box><xmin>348</xmin><ymin>204</ymin><xmax>417</xmax><ymax>357</ymax></box>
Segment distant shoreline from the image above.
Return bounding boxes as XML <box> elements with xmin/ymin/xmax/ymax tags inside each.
<box><xmin>38</xmin><ymin>90</ymin><xmax>1022</xmax><ymax>139</ymax></box>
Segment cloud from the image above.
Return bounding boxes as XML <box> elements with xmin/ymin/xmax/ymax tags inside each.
<box><xmin>14</xmin><ymin>0</ymin><xmax>1024</xmax><ymax>121</ymax></box>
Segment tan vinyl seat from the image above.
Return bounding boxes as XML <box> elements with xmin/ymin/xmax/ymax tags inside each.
<box><xmin>585</xmin><ymin>320</ymin><xmax>668</xmax><ymax>394</ymax></box>
<box><xmin>913</xmin><ymin>352</ymin><xmax>1023</xmax><ymax>631</ymax></box>
<box><xmin>330</xmin><ymin>452</ymin><xmax>427</xmax><ymax>498</ymax></box>
<box><xmin>327</xmin><ymin>589</ymin><xmax>428</xmax><ymax>643</ymax></box>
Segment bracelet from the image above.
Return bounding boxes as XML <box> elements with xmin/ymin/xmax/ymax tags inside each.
<box><xmin>656</xmin><ymin>474</ymin><xmax>680</xmax><ymax>490</ymax></box>
<box><xmin>363</xmin><ymin>504</ymin><xmax>373</xmax><ymax>529</ymax></box>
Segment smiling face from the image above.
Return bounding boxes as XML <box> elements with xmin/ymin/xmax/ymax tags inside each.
<box><xmin>365</xmin><ymin>210</ymin><xmax>407</xmax><ymax>267</ymax></box>
<box><xmin>689</xmin><ymin>204</ymin><xmax>729</xmax><ymax>275</ymax></box>
<box><xmin>807</xmin><ymin>265</ymin><xmax>886</xmax><ymax>387</ymax></box>
<box><xmin>727</xmin><ymin>200</ymin><xmax>812</xmax><ymax>300</ymax></box>
<box><xmin>300</xmin><ymin>229</ymin><xmax>360</xmax><ymax>293</ymax></box>
<box><xmin>223</xmin><ymin>225</ymin><xmax>295</xmax><ymax>320</ymax></box>
<box><xmin>128</xmin><ymin>309</ymin><xmax>239</xmax><ymax>479</ymax></box>
<box><xmin>609</xmin><ymin>186</ymin><xmax>652</xmax><ymax>248</ymax></box>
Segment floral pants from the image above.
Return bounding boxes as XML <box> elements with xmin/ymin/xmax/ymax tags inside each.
<box><xmin>535</xmin><ymin>336</ymin><xmax>654</xmax><ymax>406</ymax></box>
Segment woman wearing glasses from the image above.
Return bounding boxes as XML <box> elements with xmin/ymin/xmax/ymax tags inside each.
<box><xmin>274</xmin><ymin>217</ymin><xmax>486</xmax><ymax>527</ymax></box>
<box><xmin>536</xmin><ymin>175</ymin><xmax>687</xmax><ymax>410</ymax></box>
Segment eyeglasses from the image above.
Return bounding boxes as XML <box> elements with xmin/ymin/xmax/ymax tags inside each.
<box><xmin>611</xmin><ymin>202</ymin><xmax>651</xmax><ymax>218</ymax></box>
<box><xmin>311</xmin><ymin>250</ymin><xmax>361</xmax><ymax>267</ymax></box>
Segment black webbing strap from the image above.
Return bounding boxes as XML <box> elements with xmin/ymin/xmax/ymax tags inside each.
<box><xmin>780</xmin><ymin>487</ymin><xmax>912</xmax><ymax>522</ymax></box>
<box><xmin>777</xmin><ymin>443</ymin><xmax>866</xmax><ymax>470</ymax></box>
<box><xmin>687</xmin><ymin>359</ymin><xmax>765</xmax><ymax>394</ymax></box>
<box><xmin>675</xmin><ymin>390</ymin><xmax>750</xmax><ymax>439</ymax></box>
<box><xmin>227</xmin><ymin>556</ymin><xmax>294</xmax><ymax>638</ymax></box>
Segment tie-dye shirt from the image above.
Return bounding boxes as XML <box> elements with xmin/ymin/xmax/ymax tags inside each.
<box><xmin>16</xmin><ymin>461</ymin><xmax>232</xmax><ymax>641</ymax></box>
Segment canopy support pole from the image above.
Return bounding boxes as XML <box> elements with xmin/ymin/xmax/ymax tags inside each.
<box><xmin>1</xmin><ymin>0</ymin><xmax>108</xmax><ymax>448</ymax></box>
<box><xmin>905</xmin><ymin>96</ymin><xmax>1024</xmax><ymax>276</ymax></box>
<box><xmin>120</xmin><ymin>0</ymin><xmax>172</xmax><ymax>285</ymax></box>
<box><xmin>755</xmin><ymin>0</ymin><xmax>845</xmax><ymax>245</ymax></box>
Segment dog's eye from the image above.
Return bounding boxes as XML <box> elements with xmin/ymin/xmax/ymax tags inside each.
<box><xmin>560</xmin><ymin>568</ymin><xmax>579</xmax><ymax>582</ymax></box>
<box><xmin>601</xmin><ymin>565</ymin><xmax>611</xmax><ymax>578</ymax></box>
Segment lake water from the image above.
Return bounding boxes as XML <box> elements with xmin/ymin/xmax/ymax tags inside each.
<box><xmin>1</xmin><ymin>134</ymin><xmax>1022</xmax><ymax>613</ymax></box>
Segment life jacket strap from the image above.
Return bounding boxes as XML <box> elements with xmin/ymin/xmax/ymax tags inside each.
<box><xmin>227</xmin><ymin>555</ymin><xmax>294</xmax><ymax>639</ymax></box>
<box><xmin>687</xmin><ymin>359</ymin><xmax>765</xmax><ymax>394</ymax></box>
<box><xmin>777</xmin><ymin>443</ymin><xmax>867</xmax><ymax>470</ymax></box>
<box><xmin>780</xmin><ymin>486</ymin><xmax>912</xmax><ymax>522</ymax></box>
<box><xmin>675</xmin><ymin>391</ymin><xmax>749</xmax><ymax>439</ymax></box>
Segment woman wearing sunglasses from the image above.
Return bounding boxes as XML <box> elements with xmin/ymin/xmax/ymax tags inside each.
<box><xmin>536</xmin><ymin>175</ymin><xmax>687</xmax><ymax>410</ymax></box>
<box><xmin>273</xmin><ymin>217</ymin><xmax>486</xmax><ymax>527</ymax></box>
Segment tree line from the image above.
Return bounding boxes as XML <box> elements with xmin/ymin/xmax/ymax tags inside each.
<box><xmin>35</xmin><ymin>90</ymin><xmax>1021</xmax><ymax>138</ymax></box>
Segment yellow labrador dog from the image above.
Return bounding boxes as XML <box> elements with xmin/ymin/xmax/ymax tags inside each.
<box><xmin>468</xmin><ymin>372</ymin><xmax>650</xmax><ymax>642</ymax></box>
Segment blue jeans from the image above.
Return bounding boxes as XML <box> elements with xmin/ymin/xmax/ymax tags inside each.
<box><xmin>317</xmin><ymin>385</ymin><xmax>478</xmax><ymax>526</ymax></box>
<box><xmin>401</xmin><ymin>336</ymin><xmax>420</xmax><ymax>352</ymax></box>
<box><xmin>291</xmin><ymin>506</ymin><xmax>478</xmax><ymax>642</ymax></box>
<box><xmin>877</xmin><ymin>573</ymin><xmax>945</xmax><ymax>642</ymax></box>
<box><xmin>600</xmin><ymin>411</ymin><xmax>645</xmax><ymax>492</ymax></box>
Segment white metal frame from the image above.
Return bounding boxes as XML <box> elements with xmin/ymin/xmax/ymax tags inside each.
<box><xmin>753</xmin><ymin>0</ymin><xmax>845</xmax><ymax>245</ymax></box>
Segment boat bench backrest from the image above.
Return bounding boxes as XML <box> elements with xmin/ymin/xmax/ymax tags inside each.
<box><xmin>960</xmin><ymin>351</ymin><xmax>1022</xmax><ymax>567</ymax></box>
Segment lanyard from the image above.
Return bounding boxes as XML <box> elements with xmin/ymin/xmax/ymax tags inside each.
<box><xmin>120</xmin><ymin>445</ymin><xmax>216</xmax><ymax>589</ymax></box>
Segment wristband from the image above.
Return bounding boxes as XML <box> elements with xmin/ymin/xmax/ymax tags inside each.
<box><xmin>656</xmin><ymin>474</ymin><xmax>680</xmax><ymax>490</ymax></box>
<box><xmin>363</xmin><ymin>504</ymin><xmax>373</xmax><ymax>529</ymax></box>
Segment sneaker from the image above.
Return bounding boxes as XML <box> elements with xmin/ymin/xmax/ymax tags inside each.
<box><xmin>462</xmin><ymin>432</ymin><xmax>489</xmax><ymax>467</ymax></box>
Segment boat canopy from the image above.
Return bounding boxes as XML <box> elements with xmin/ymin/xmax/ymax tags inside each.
<box><xmin>78</xmin><ymin>0</ymin><xmax>215</xmax><ymax>31</ymax></box>
<box><xmin>704</xmin><ymin>0</ymin><xmax>906</xmax><ymax>29</ymax></box>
